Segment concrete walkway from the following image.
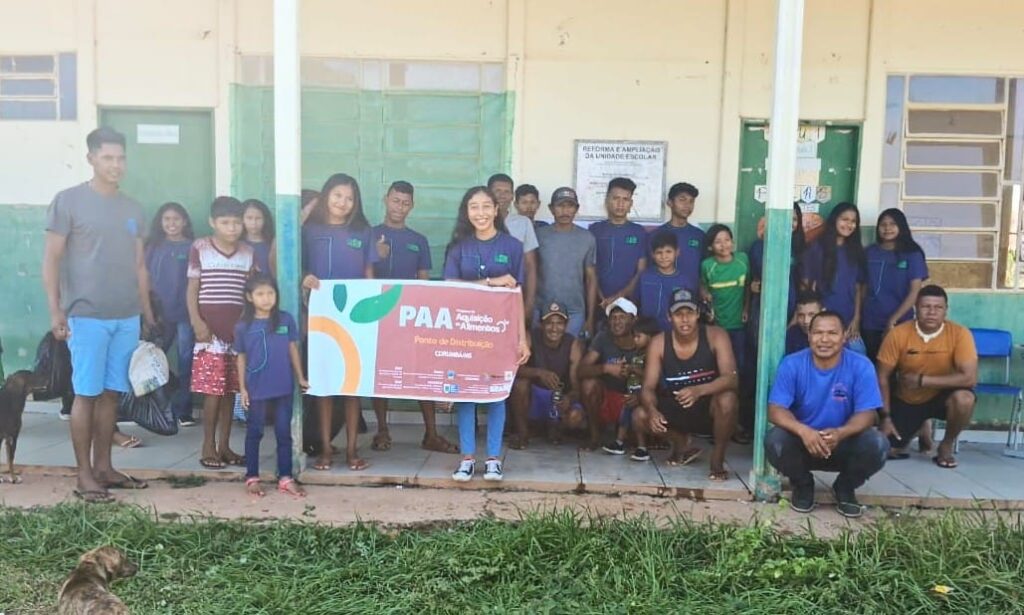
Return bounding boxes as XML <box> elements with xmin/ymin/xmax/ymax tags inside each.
<box><xmin>9</xmin><ymin>402</ymin><xmax>1024</xmax><ymax>509</ymax></box>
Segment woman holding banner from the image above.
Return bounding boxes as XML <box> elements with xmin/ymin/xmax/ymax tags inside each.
<box><xmin>444</xmin><ymin>186</ymin><xmax>531</xmax><ymax>482</ymax></box>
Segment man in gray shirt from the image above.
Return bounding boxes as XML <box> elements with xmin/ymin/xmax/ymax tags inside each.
<box><xmin>535</xmin><ymin>187</ymin><xmax>597</xmax><ymax>338</ymax></box>
<box><xmin>42</xmin><ymin>127</ymin><xmax>155</xmax><ymax>502</ymax></box>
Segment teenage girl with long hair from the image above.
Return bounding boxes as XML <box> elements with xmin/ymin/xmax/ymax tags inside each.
<box><xmin>802</xmin><ymin>202</ymin><xmax>867</xmax><ymax>342</ymax></box>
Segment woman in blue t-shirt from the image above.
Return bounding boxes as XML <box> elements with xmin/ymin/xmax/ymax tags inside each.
<box><xmin>145</xmin><ymin>201</ymin><xmax>196</xmax><ymax>425</ymax></box>
<box><xmin>443</xmin><ymin>186</ymin><xmax>531</xmax><ymax>483</ymax></box>
<box><xmin>301</xmin><ymin>173</ymin><xmax>379</xmax><ymax>473</ymax></box>
<box><xmin>802</xmin><ymin>202</ymin><xmax>867</xmax><ymax>344</ymax></box>
<box><xmin>861</xmin><ymin>208</ymin><xmax>928</xmax><ymax>360</ymax></box>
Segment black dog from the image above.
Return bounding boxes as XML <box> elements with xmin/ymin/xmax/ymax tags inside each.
<box><xmin>0</xmin><ymin>370</ymin><xmax>42</xmax><ymax>484</ymax></box>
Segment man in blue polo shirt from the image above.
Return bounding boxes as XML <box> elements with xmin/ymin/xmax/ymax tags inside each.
<box><xmin>371</xmin><ymin>180</ymin><xmax>458</xmax><ymax>456</ymax></box>
<box><xmin>654</xmin><ymin>182</ymin><xmax>704</xmax><ymax>292</ymax></box>
<box><xmin>589</xmin><ymin>177</ymin><xmax>648</xmax><ymax>316</ymax></box>
<box><xmin>766</xmin><ymin>309</ymin><xmax>889</xmax><ymax>518</ymax></box>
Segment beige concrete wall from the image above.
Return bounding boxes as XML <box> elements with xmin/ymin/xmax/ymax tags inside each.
<box><xmin>5</xmin><ymin>0</ymin><xmax>1024</xmax><ymax>222</ymax></box>
<box><xmin>236</xmin><ymin>0</ymin><xmax>507</xmax><ymax>59</ymax></box>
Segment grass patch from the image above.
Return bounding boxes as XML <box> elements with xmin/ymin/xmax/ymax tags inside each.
<box><xmin>0</xmin><ymin>505</ymin><xmax>1021</xmax><ymax>614</ymax></box>
<box><xmin>164</xmin><ymin>475</ymin><xmax>207</xmax><ymax>489</ymax></box>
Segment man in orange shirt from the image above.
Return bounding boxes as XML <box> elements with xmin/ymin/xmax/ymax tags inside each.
<box><xmin>876</xmin><ymin>285</ymin><xmax>977</xmax><ymax>468</ymax></box>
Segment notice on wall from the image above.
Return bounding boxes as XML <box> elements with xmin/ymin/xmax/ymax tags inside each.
<box><xmin>306</xmin><ymin>280</ymin><xmax>523</xmax><ymax>402</ymax></box>
<box><xmin>137</xmin><ymin>124</ymin><xmax>180</xmax><ymax>145</ymax></box>
<box><xmin>574</xmin><ymin>140</ymin><xmax>667</xmax><ymax>221</ymax></box>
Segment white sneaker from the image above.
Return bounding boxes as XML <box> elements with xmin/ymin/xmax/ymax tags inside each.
<box><xmin>452</xmin><ymin>458</ymin><xmax>475</xmax><ymax>482</ymax></box>
<box><xmin>483</xmin><ymin>458</ymin><xmax>503</xmax><ymax>481</ymax></box>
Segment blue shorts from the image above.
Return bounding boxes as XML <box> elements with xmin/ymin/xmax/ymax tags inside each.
<box><xmin>528</xmin><ymin>384</ymin><xmax>584</xmax><ymax>422</ymax></box>
<box><xmin>67</xmin><ymin>316</ymin><xmax>140</xmax><ymax>396</ymax></box>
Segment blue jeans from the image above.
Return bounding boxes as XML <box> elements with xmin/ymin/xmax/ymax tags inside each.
<box><xmin>455</xmin><ymin>401</ymin><xmax>506</xmax><ymax>458</ymax></box>
<box><xmin>727</xmin><ymin>328</ymin><xmax>747</xmax><ymax>378</ymax></box>
<box><xmin>245</xmin><ymin>395</ymin><xmax>294</xmax><ymax>479</ymax></box>
<box><xmin>168</xmin><ymin>321</ymin><xmax>195</xmax><ymax>419</ymax></box>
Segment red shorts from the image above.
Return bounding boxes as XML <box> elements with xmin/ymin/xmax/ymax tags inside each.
<box><xmin>191</xmin><ymin>347</ymin><xmax>239</xmax><ymax>396</ymax></box>
<box><xmin>598</xmin><ymin>389</ymin><xmax>626</xmax><ymax>425</ymax></box>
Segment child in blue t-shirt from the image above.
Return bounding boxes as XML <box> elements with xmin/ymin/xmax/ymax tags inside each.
<box><xmin>444</xmin><ymin>186</ymin><xmax>531</xmax><ymax>483</ymax></box>
<box><xmin>370</xmin><ymin>180</ymin><xmax>458</xmax><ymax>456</ymax></box>
<box><xmin>145</xmin><ymin>202</ymin><xmax>196</xmax><ymax>425</ymax></box>
<box><xmin>638</xmin><ymin>231</ymin><xmax>690</xmax><ymax>332</ymax></box>
<box><xmin>235</xmin><ymin>274</ymin><xmax>308</xmax><ymax>497</ymax></box>
<box><xmin>302</xmin><ymin>173</ymin><xmax>379</xmax><ymax>473</ymax></box>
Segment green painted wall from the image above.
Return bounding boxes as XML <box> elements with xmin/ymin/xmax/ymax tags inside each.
<box><xmin>0</xmin><ymin>205</ymin><xmax>51</xmax><ymax>373</ymax></box>
<box><xmin>230</xmin><ymin>84</ymin><xmax>511</xmax><ymax>276</ymax></box>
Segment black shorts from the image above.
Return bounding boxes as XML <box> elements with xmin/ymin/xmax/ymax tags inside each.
<box><xmin>657</xmin><ymin>394</ymin><xmax>712</xmax><ymax>435</ymax></box>
<box><xmin>891</xmin><ymin>388</ymin><xmax>975</xmax><ymax>447</ymax></box>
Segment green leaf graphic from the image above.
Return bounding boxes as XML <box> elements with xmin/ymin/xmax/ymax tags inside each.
<box><xmin>350</xmin><ymin>285</ymin><xmax>404</xmax><ymax>323</ymax></box>
<box><xmin>333</xmin><ymin>284</ymin><xmax>348</xmax><ymax>314</ymax></box>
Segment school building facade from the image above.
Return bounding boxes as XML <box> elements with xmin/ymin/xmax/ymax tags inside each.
<box><xmin>1</xmin><ymin>0</ymin><xmax>1022</xmax><ymax>423</ymax></box>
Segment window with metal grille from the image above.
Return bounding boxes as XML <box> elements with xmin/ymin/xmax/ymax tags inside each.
<box><xmin>0</xmin><ymin>53</ymin><xmax>77</xmax><ymax>120</ymax></box>
<box><xmin>882</xmin><ymin>75</ymin><xmax>1024</xmax><ymax>289</ymax></box>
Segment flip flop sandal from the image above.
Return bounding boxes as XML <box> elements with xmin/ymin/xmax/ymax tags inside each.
<box><xmin>372</xmin><ymin>433</ymin><xmax>393</xmax><ymax>451</ymax></box>
<box><xmin>73</xmin><ymin>489</ymin><xmax>114</xmax><ymax>504</ymax></box>
<box><xmin>278</xmin><ymin>477</ymin><xmax>306</xmax><ymax>497</ymax></box>
<box><xmin>708</xmin><ymin>469</ymin><xmax>731</xmax><ymax>482</ymax></box>
<box><xmin>667</xmin><ymin>447</ymin><xmax>703</xmax><ymax>467</ymax></box>
<box><xmin>118</xmin><ymin>435</ymin><xmax>143</xmax><ymax>449</ymax></box>
<box><xmin>887</xmin><ymin>452</ymin><xmax>911</xmax><ymax>460</ymax></box>
<box><xmin>245</xmin><ymin>477</ymin><xmax>265</xmax><ymax>497</ymax></box>
<box><xmin>220</xmin><ymin>453</ymin><xmax>246</xmax><ymax>467</ymax></box>
<box><xmin>422</xmin><ymin>435</ymin><xmax>460</xmax><ymax>454</ymax></box>
<box><xmin>200</xmin><ymin>457</ymin><xmax>225</xmax><ymax>469</ymax></box>
<box><xmin>311</xmin><ymin>457</ymin><xmax>332</xmax><ymax>471</ymax></box>
<box><xmin>933</xmin><ymin>456</ymin><xmax>958</xmax><ymax>469</ymax></box>
<box><xmin>105</xmin><ymin>474</ymin><xmax>148</xmax><ymax>489</ymax></box>
<box><xmin>347</xmin><ymin>458</ymin><xmax>369</xmax><ymax>471</ymax></box>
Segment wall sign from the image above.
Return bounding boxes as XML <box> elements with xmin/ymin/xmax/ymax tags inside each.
<box><xmin>573</xmin><ymin>139</ymin><xmax>667</xmax><ymax>221</ymax></box>
<box><xmin>136</xmin><ymin>124</ymin><xmax>180</xmax><ymax>145</ymax></box>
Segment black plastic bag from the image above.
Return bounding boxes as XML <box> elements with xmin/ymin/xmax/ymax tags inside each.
<box><xmin>118</xmin><ymin>375</ymin><xmax>178</xmax><ymax>436</ymax></box>
<box><xmin>32</xmin><ymin>332</ymin><xmax>72</xmax><ymax>401</ymax></box>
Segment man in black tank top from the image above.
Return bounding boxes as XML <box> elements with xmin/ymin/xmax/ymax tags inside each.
<box><xmin>635</xmin><ymin>289</ymin><xmax>739</xmax><ymax>481</ymax></box>
<box><xmin>509</xmin><ymin>302</ymin><xmax>584</xmax><ymax>448</ymax></box>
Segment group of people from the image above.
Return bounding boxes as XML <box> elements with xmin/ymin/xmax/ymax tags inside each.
<box><xmin>42</xmin><ymin>127</ymin><xmax>979</xmax><ymax>515</ymax></box>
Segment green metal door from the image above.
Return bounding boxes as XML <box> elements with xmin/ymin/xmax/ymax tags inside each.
<box><xmin>99</xmin><ymin>108</ymin><xmax>215</xmax><ymax>232</ymax></box>
<box><xmin>735</xmin><ymin>122</ymin><xmax>860</xmax><ymax>252</ymax></box>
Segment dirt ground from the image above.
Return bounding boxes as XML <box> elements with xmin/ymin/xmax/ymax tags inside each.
<box><xmin>0</xmin><ymin>469</ymin><xmax>935</xmax><ymax>538</ymax></box>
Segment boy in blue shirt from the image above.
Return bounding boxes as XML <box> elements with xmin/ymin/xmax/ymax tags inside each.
<box><xmin>638</xmin><ymin>231</ymin><xmax>690</xmax><ymax>331</ymax></box>
<box><xmin>766</xmin><ymin>309</ymin><xmax>889</xmax><ymax>518</ymax></box>
<box><xmin>370</xmin><ymin>181</ymin><xmax>458</xmax><ymax>455</ymax></box>
<box><xmin>654</xmin><ymin>182</ymin><xmax>704</xmax><ymax>291</ymax></box>
<box><xmin>589</xmin><ymin>177</ymin><xmax>648</xmax><ymax>314</ymax></box>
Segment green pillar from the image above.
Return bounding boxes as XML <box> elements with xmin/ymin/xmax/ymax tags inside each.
<box><xmin>752</xmin><ymin>0</ymin><xmax>805</xmax><ymax>501</ymax></box>
<box><xmin>273</xmin><ymin>0</ymin><xmax>305</xmax><ymax>476</ymax></box>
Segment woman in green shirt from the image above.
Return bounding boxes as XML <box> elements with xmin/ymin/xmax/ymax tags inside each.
<box><xmin>700</xmin><ymin>224</ymin><xmax>750</xmax><ymax>379</ymax></box>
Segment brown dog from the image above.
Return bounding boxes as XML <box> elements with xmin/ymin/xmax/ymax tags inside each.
<box><xmin>58</xmin><ymin>546</ymin><xmax>138</xmax><ymax>615</ymax></box>
<box><xmin>0</xmin><ymin>370</ymin><xmax>42</xmax><ymax>484</ymax></box>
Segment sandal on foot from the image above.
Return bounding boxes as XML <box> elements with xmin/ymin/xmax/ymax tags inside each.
<box><xmin>73</xmin><ymin>489</ymin><xmax>114</xmax><ymax>504</ymax></box>
<box><xmin>372</xmin><ymin>432</ymin><xmax>392</xmax><ymax>451</ymax></box>
<box><xmin>933</xmin><ymin>455</ymin><xmax>958</xmax><ymax>469</ymax></box>
<box><xmin>347</xmin><ymin>457</ymin><xmax>369</xmax><ymax>471</ymax></box>
<box><xmin>278</xmin><ymin>477</ymin><xmax>306</xmax><ymax>497</ymax></box>
<box><xmin>220</xmin><ymin>453</ymin><xmax>246</xmax><ymax>467</ymax></box>
<box><xmin>311</xmin><ymin>457</ymin><xmax>332</xmax><ymax>471</ymax></box>
<box><xmin>422</xmin><ymin>434</ymin><xmax>460</xmax><ymax>454</ymax></box>
<box><xmin>104</xmin><ymin>473</ymin><xmax>148</xmax><ymax>490</ymax></box>
<box><xmin>117</xmin><ymin>435</ymin><xmax>143</xmax><ymax>449</ymax></box>
<box><xmin>667</xmin><ymin>447</ymin><xmax>703</xmax><ymax>467</ymax></box>
<box><xmin>887</xmin><ymin>452</ymin><xmax>911</xmax><ymax>460</ymax></box>
<box><xmin>200</xmin><ymin>457</ymin><xmax>225</xmax><ymax>469</ymax></box>
<box><xmin>245</xmin><ymin>477</ymin><xmax>264</xmax><ymax>497</ymax></box>
<box><xmin>708</xmin><ymin>468</ymin><xmax>730</xmax><ymax>482</ymax></box>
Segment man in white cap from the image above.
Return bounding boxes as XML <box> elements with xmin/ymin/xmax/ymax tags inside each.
<box><xmin>578</xmin><ymin>297</ymin><xmax>643</xmax><ymax>449</ymax></box>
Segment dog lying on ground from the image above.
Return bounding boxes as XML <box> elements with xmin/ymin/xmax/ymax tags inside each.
<box><xmin>58</xmin><ymin>546</ymin><xmax>138</xmax><ymax>615</ymax></box>
<box><xmin>0</xmin><ymin>370</ymin><xmax>42</xmax><ymax>484</ymax></box>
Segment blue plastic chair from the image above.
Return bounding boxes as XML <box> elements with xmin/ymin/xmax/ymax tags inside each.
<box><xmin>969</xmin><ymin>328</ymin><xmax>1023</xmax><ymax>459</ymax></box>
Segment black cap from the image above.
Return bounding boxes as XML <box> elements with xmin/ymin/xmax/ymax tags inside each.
<box><xmin>669</xmin><ymin>288</ymin><xmax>700</xmax><ymax>313</ymax></box>
<box><xmin>550</xmin><ymin>186</ymin><xmax>579</xmax><ymax>206</ymax></box>
<box><xmin>541</xmin><ymin>301</ymin><xmax>569</xmax><ymax>321</ymax></box>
